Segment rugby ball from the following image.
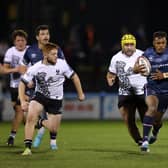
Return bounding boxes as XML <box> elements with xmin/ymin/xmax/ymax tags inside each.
<box><xmin>138</xmin><ymin>56</ymin><xmax>151</xmax><ymax>76</ymax></box>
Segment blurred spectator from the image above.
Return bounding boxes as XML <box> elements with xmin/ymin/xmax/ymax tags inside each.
<box><xmin>0</xmin><ymin>39</ymin><xmax>9</xmax><ymax>63</ymax></box>
<box><xmin>0</xmin><ymin>39</ymin><xmax>9</xmax><ymax>93</ymax></box>
<box><xmin>135</xmin><ymin>24</ymin><xmax>148</xmax><ymax>49</ymax></box>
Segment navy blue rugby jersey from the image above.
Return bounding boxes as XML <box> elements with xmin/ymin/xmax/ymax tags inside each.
<box><xmin>144</xmin><ymin>47</ymin><xmax>168</xmax><ymax>94</ymax></box>
<box><xmin>22</xmin><ymin>43</ymin><xmax>64</xmax><ymax>65</ymax></box>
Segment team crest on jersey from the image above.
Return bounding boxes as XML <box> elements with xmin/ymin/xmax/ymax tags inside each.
<box><xmin>56</xmin><ymin>69</ymin><xmax>60</xmax><ymax>75</ymax></box>
<box><xmin>148</xmin><ymin>56</ymin><xmax>153</xmax><ymax>61</ymax></box>
<box><xmin>31</xmin><ymin>53</ymin><xmax>36</xmax><ymax>58</ymax></box>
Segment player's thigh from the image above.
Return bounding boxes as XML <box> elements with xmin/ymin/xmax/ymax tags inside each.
<box><xmin>14</xmin><ymin>104</ymin><xmax>23</xmax><ymax>113</ymax></box>
<box><xmin>146</xmin><ymin>95</ymin><xmax>159</xmax><ymax>113</ymax></box>
<box><xmin>119</xmin><ymin>106</ymin><xmax>136</xmax><ymax>123</ymax></box>
<box><xmin>118</xmin><ymin>95</ymin><xmax>136</xmax><ymax>117</ymax></box>
<box><xmin>28</xmin><ymin>100</ymin><xmax>43</xmax><ymax>118</ymax></box>
<box><xmin>136</xmin><ymin>95</ymin><xmax>147</xmax><ymax>122</ymax></box>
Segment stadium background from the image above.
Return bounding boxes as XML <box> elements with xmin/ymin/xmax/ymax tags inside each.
<box><xmin>0</xmin><ymin>0</ymin><xmax>168</xmax><ymax>120</ymax></box>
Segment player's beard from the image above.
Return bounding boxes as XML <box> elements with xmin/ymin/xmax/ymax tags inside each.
<box><xmin>125</xmin><ymin>49</ymin><xmax>135</xmax><ymax>56</ymax></box>
<box><xmin>47</xmin><ymin>58</ymin><xmax>56</xmax><ymax>65</ymax></box>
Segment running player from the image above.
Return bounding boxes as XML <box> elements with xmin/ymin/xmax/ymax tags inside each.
<box><xmin>139</xmin><ymin>31</ymin><xmax>168</xmax><ymax>152</ymax></box>
<box><xmin>20</xmin><ymin>24</ymin><xmax>65</xmax><ymax>149</ymax></box>
<box><xmin>106</xmin><ymin>34</ymin><xmax>147</xmax><ymax>146</ymax></box>
<box><xmin>19</xmin><ymin>42</ymin><xmax>85</xmax><ymax>155</ymax></box>
<box><xmin>3</xmin><ymin>29</ymin><xmax>28</xmax><ymax>146</ymax></box>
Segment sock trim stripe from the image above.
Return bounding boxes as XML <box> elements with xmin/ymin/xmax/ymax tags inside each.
<box><xmin>143</xmin><ymin>123</ymin><xmax>153</xmax><ymax>127</ymax></box>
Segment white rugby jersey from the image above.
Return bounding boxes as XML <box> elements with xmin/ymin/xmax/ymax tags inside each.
<box><xmin>108</xmin><ymin>49</ymin><xmax>147</xmax><ymax>95</ymax></box>
<box><xmin>4</xmin><ymin>46</ymin><xmax>28</xmax><ymax>88</ymax></box>
<box><xmin>21</xmin><ymin>59</ymin><xmax>74</xmax><ymax>100</ymax></box>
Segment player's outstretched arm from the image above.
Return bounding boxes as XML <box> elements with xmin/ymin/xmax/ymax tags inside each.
<box><xmin>71</xmin><ymin>73</ymin><xmax>85</xmax><ymax>101</ymax></box>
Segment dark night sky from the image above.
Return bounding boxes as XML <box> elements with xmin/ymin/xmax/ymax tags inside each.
<box><xmin>1</xmin><ymin>0</ymin><xmax>168</xmax><ymax>45</ymax></box>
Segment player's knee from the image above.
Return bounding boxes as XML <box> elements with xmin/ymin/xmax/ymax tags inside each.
<box><xmin>26</xmin><ymin>115</ymin><xmax>36</xmax><ymax>124</ymax></box>
<box><xmin>147</xmin><ymin>105</ymin><xmax>157</xmax><ymax>114</ymax></box>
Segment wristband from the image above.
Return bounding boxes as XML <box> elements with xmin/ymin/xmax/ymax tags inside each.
<box><xmin>163</xmin><ymin>73</ymin><xmax>168</xmax><ymax>78</ymax></box>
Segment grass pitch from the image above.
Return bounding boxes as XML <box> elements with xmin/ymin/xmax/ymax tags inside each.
<box><xmin>0</xmin><ymin>120</ymin><xmax>168</xmax><ymax>168</ymax></box>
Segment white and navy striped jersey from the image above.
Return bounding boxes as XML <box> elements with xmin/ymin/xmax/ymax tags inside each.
<box><xmin>108</xmin><ymin>49</ymin><xmax>147</xmax><ymax>95</ymax></box>
<box><xmin>4</xmin><ymin>46</ymin><xmax>28</xmax><ymax>88</ymax></box>
<box><xmin>21</xmin><ymin>59</ymin><xmax>74</xmax><ymax>100</ymax></box>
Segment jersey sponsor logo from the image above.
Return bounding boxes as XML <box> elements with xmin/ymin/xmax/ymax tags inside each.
<box><xmin>152</xmin><ymin>63</ymin><xmax>168</xmax><ymax>69</ymax></box>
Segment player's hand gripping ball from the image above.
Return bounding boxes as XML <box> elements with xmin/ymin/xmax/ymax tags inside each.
<box><xmin>138</xmin><ymin>56</ymin><xmax>151</xmax><ymax>76</ymax></box>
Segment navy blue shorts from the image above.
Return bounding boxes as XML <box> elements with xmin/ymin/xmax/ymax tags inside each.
<box><xmin>145</xmin><ymin>87</ymin><xmax>168</xmax><ymax>113</ymax></box>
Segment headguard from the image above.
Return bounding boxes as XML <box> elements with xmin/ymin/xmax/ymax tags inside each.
<box><xmin>121</xmin><ymin>34</ymin><xmax>136</xmax><ymax>48</ymax></box>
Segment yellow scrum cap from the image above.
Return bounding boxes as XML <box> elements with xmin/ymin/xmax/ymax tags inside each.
<box><xmin>121</xmin><ymin>34</ymin><xmax>136</xmax><ymax>48</ymax></box>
